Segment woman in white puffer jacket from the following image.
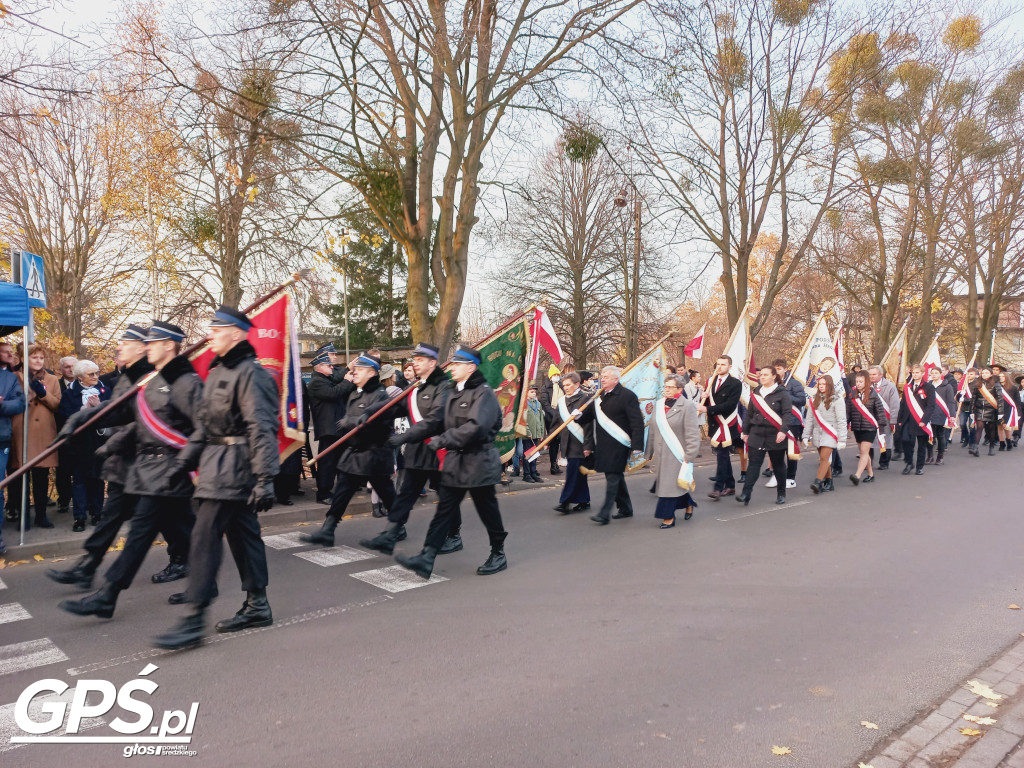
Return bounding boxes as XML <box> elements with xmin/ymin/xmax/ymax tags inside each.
<box><xmin>803</xmin><ymin>376</ymin><xmax>848</xmax><ymax>494</ymax></box>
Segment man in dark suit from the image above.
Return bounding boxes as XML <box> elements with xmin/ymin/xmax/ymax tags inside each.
<box><xmin>306</xmin><ymin>343</ymin><xmax>351</xmax><ymax>503</ymax></box>
<box><xmin>697</xmin><ymin>356</ymin><xmax>743</xmax><ymax>499</ymax></box>
<box><xmin>55</xmin><ymin>355</ymin><xmax>78</xmax><ymax>515</ymax></box>
<box><xmin>575</xmin><ymin>365</ymin><xmax>645</xmax><ymax>525</ymax></box>
<box><xmin>897</xmin><ymin>363</ymin><xmax>936</xmax><ymax>474</ymax></box>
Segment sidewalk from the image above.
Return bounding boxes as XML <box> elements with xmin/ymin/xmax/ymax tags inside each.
<box><xmin>860</xmin><ymin>634</ymin><xmax>1024</xmax><ymax>768</ymax></box>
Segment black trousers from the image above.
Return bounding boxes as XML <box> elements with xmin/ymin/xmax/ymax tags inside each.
<box><xmin>315</xmin><ymin>435</ymin><xmax>341</xmax><ymax>500</ymax></box>
<box><xmin>388</xmin><ymin>468</ymin><xmax>448</xmax><ymax>527</ymax></box>
<box><xmin>82</xmin><ymin>483</ymin><xmax>136</xmax><ymax>568</ymax></box>
<box><xmin>558</xmin><ymin>458</ymin><xmax>590</xmax><ymax>504</ymax></box>
<box><xmin>547</xmin><ymin>433</ymin><xmax>561</xmax><ymax>469</ymax></box>
<box><xmin>927</xmin><ymin>426</ymin><xmax>947</xmax><ymax>458</ymax></box>
<box><xmin>328</xmin><ymin>472</ymin><xmax>395</xmax><ymax>520</ymax></box>
<box><xmin>56</xmin><ymin>446</ymin><xmax>73</xmax><ymax>509</ymax></box>
<box><xmin>7</xmin><ymin>467</ymin><xmax>51</xmax><ymax>526</ymax></box>
<box><xmin>596</xmin><ymin>471</ymin><xmax>633</xmax><ymax>521</ymax></box>
<box><xmin>104</xmin><ymin>495</ymin><xmax>195</xmax><ymax>590</ymax></box>
<box><xmin>424</xmin><ymin>484</ymin><xmax>507</xmax><ymax>552</ymax></box>
<box><xmin>187</xmin><ymin>498</ymin><xmax>269</xmax><ymax>607</ymax></box>
<box><xmin>743</xmin><ymin>446</ymin><xmax>786</xmax><ymax>498</ymax></box>
<box><xmin>714</xmin><ymin>446</ymin><xmax>734</xmax><ymax>491</ymax></box>
<box><xmin>903</xmin><ymin>434</ymin><xmax>929</xmax><ymax>470</ymax></box>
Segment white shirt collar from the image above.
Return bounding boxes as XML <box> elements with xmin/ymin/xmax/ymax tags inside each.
<box><xmin>761</xmin><ymin>383</ymin><xmax>778</xmax><ymax>395</ymax></box>
<box><xmin>456</xmin><ymin>381</ymin><xmax>466</xmax><ymax>392</ymax></box>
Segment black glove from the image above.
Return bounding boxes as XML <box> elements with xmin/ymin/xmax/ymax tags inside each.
<box><xmin>94</xmin><ymin>442</ymin><xmax>111</xmax><ymax>461</ymax></box>
<box><xmin>386</xmin><ymin>434</ymin><xmax>405</xmax><ymax>449</ymax></box>
<box><xmin>29</xmin><ymin>379</ymin><xmax>46</xmax><ymax>398</ymax></box>
<box><xmin>248</xmin><ymin>478</ymin><xmax>275</xmax><ymax>512</ymax></box>
<box><xmin>167</xmin><ymin>460</ymin><xmax>191</xmax><ymax>488</ymax></box>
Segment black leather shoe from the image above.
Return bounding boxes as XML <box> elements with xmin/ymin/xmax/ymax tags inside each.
<box><xmin>862</xmin><ymin>475</ymin><xmax>875</xmax><ymax>483</ymax></box>
<box><xmin>589</xmin><ymin>514</ymin><xmax>609</xmax><ymax>525</ymax></box>
<box><xmin>151</xmin><ymin>561</ymin><xmax>188</xmax><ymax>584</ymax></box>
<box><xmin>316</xmin><ymin>496</ymin><xmax>331</xmax><ymax>505</ymax></box>
<box><xmin>359</xmin><ymin>524</ymin><xmax>407</xmax><ymax>555</ymax></box>
<box><xmin>477</xmin><ymin>551</ymin><xmax>507</xmax><ymax>575</ymax></box>
<box><xmin>438</xmin><ymin>534</ymin><xmax>463</xmax><ymax>555</ymax></box>
<box><xmin>810</xmin><ymin>479</ymin><xmax>822</xmax><ymax>494</ymax></box>
<box><xmin>915</xmin><ymin>469</ymin><xmax>924</xmax><ymax>475</ymax></box>
<box><xmin>72</xmin><ymin>519</ymin><xmax>85</xmax><ymax>532</ymax></box>
<box><xmin>47</xmin><ymin>557</ymin><xmax>96</xmax><ymax>589</ymax></box>
<box><xmin>738</xmin><ymin>472</ymin><xmax>747</xmax><ymax>484</ymax></box>
<box><xmin>169</xmin><ymin>584</ymin><xmax>217</xmax><ymax>605</ymax></box>
<box><xmin>571</xmin><ymin>503</ymin><xmax>590</xmax><ymax>512</ymax></box>
<box><xmin>553</xmin><ymin>504</ymin><xmax>571</xmax><ymax>514</ymax></box>
<box><xmin>735</xmin><ymin>493</ymin><xmax>750</xmax><ymax>505</ymax></box>
<box><xmin>659</xmin><ymin>520</ymin><xmax>676</xmax><ymax>529</ymax></box>
<box><xmin>684</xmin><ymin>507</ymin><xmax>694</xmax><ymax>521</ymax></box>
<box><xmin>153</xmin><ymin>608</ymin><xmax>206</xmax><ymax>650</ymax></box>
<box><xmin>611</xmin><ymin>511</ymin><xmax>633</xmax><ymax>519</ymax></box>
<box><xmin>300</xmin><ymin>516</ymin><xmax>339</xmax><ymax>546</ymax></box>
<box><xmin>832</xmin><ymin>468</ymin><xmax>843</xmax><ymax>477</ymax></box>
<box><xmin>34</xmin><ymin>517</ymin><xmax>54</xmax><ymax>529</ymax></box>
<box><xmin>850</xmin><ymin>474</ymin><xmax>860</xmax><ymax>486</ymax></box>
<box><xmin>902</xmin><ymin>465</ymin><xmax>912</xmax><ymax>475</ymax></box>
<box><xmin>59</xmin><ymin>582</ymin><xmax>120</xmax><ymax>619</ymax></box>
<box><xmin>395</xmin><ymin>546</ymin><xmax>438</xmax><ymax>579</ymax></box>
<box><xmin>550</xmin><ymin>465</ymin><xmax>563</xmax><ymax>475</ymax></box>
<box><xmin>775</xmin><ymin>494</ymin><xmax>786</xmax><ymax>505</ymax></box>
<box><xmin>216</xmin><ymin>590</ymin><xmax>272</xmax><ymax>633</ymax></box>
<box><xmin>371</xmin><ymin>503</ymin><xmax>387</xmax><ymax>518</ymax></box>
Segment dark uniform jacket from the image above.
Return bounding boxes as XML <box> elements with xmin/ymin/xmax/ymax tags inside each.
<box><xmin>931</xmin><ymin>379</ymin><xmax>956</xmax><ymax>426</ymax></box>
<box><xmin>743</xmin><ymin>385</ymin><xmax>795</xmax><ymax>450</ymax></box>
<box><xmin>558</xmin><ymin>389</ymin><xmax>595</xmax><ymax>460</ymax></box>
<box><xmin>897</xmin><ymin>379</ymin><xmax>937</xmax><ymax>439</ymax></box>
<box><xmin>392</xmin><ymin>366</ymin><xmax>452</xmax><ymax>472</ymax></box>
<box><xmin>308</xmin><ymin>365</ymin><xmax>352</xmax><ymax>441</ymax></box>
<box><xmin>781</xmin><ymin>371</ymin><xmax>807</xmax><ymax>418</ymax></box>
<box><xmin>971</xmin><ymin>379</ymin><xmax>1004</xmax><ymax>423</ymax></box>
<box><xmin>100</xmin><ymin>357</ymin><xmax>155</xmax><ymax>484</ymax></box>
<box><xmin>180</xmin><ymin>340</ymin><xmax>280</xmax><ymax>501</ymax></box>
<box><xmin>423</xmin><ymin>369</ymin><xmax>503</xmax><ymax>488</ymax></box>
<box><xmin>333</xmin><ymin>376</ymin><xmax>394</xmax><ymax>477</ymax></box>
<box><xmin>846</xmin><ymin>389</ymin><xmax>889</xmax><ymax>433</ymax></box>
<box><xmin>58</xmin><ymin>379</ymin><xmax>112</xmax><ymax>479</ymax></box>
<box><xmin>576</xmin><ymin>382</ymin><xmax>645</xmax><ymax>474</ymax></box>
<box><xmin>705</xmin><ymin>373</ymin><xmax>743</xmax><ymax>444</ymax></box>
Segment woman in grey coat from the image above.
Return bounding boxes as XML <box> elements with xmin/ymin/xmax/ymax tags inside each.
<box><xmin>804</xmin><ymin>376</ymin><xmax>848</xmax><ymax>493</ymax></box>
<box><xmin>645</xmin><ymin>374</ymin><xmax>701</xmax><ymax>528</ymax></box>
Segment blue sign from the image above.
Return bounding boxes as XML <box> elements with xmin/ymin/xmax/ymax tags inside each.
<box><xmin>18</xmin><ymin>251</ymin><xmax>46</xmax><ymax>308</ymax></box>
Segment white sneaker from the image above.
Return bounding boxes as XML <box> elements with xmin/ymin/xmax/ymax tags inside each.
<box><xmin>786</xmin><ymin>479</ymin><xmax>797</xmax><ymax>489</ymax></box>
<box><xmin>765</xmin><ymin>476</ymin><xmax>778</xmax><ymax>488</ymax></box>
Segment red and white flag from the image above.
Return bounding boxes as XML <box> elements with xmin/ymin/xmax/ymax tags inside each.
<box><xmin>921</xmin><ymin>338</ymin><xmax>942</xmax><ymax>380</ymax></box>
<box><xmin>834</xmin><ymin>324</ymin><xmax>845</xmax><ymax>373</ymax></box>
<box><xmin>684</xmin><ymin>324</ymin><xmax>706</xmax><ymax>359</ymax></box>
<box><xmin>526</xmin><ymin>306</ymin><xmax>564</xmax><ymax>381</ymax></box>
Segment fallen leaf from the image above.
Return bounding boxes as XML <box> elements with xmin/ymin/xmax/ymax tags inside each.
<box><xmin>771</xmin><ymin>746</ymin><xmax>792</xmax><ymax>756</ymax></box>
<box><xmin>966</xmin><ymin>680</ymin><xmax>1004</xmax><ymax>700</ymax></box>
<box><xmin>859</xmin><ymin>763</ymin><xmax>875</xmax><ymax>768</ymax></box>
<box><xmin>986</xmin><ymin>702</ymin><xmax>1000</xmax><ymax>708</ymax></box>
<box><xmin>151</xmin><ymin>541</ymin><xmax>167</xmax><ymax>547</ymax></box>
<box><xmin>1009</xmin><ymin>604</ymin><xmax>1020</xmax><ymax>610</ymax></box>
<box><xmin>963</xmin><ymin>715</ymin><xmax>996</xmax><ymax>725</ymax></box>
<box><xmin>656</xmin><ymin>733</ymin><xmax>669</xmax><ymax>739</ymax></box>
<box><xmin>860</xmin><ymin>721</ymin><xmax>879</xmax><ymax>730</ymax></box>
<box><xmin>295</xmin><ymin>522</ymin><xmax>311</xmax><ymax>526</ymax></box>
<box><xmin>51</xmin><ymin>557</ymin><xmax>66</xmax><ymax>562</ymax></box>
<box><xmin>32</xmin><ymin>554</ymin><xmax>44</xmax><ymax>561</ymax></box>
<box><xmin>960</xmin><ymin>728</ymin><xmax>983</xmax><ymax>737</ymax></box>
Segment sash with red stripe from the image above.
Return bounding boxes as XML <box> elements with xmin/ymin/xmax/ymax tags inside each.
<box><xmin>873</xmin><ymin>385</ymin><xmax>891</xmax><ymax>421</ymax></box>
<box><xmin>707</xmin><ymin>375</ymin><xmax>740</xmax><ymax>447</ymax></box>
<box><xmin>807</xmin><ymin>395</ymin><xmax>838</xmax><ymax>442</ymax></box>
<box><xmin>904</xmin><ymin>383</ymin><xmax>933</xmax><ymax>441</ymax></box>
<box><xmin>1001</xmin><ymin>391</ymin><xmax>1019</xmax><ymax>429</ymax></box>
<box><xmin>407</xmin><ymin>382</ymin><xmax>446</xmax><ymax>469</ymax></box>
<box><xmin>934</xmin><ymin>393</ymin><xmax>952</xmax><ymax>427</ymax></box>
<box><xmin>136</xmin><ymin>380</ymin><xmax>198</xmax><ymax>480</ymax></box>
<box><xmin>751</xmin><ymin>391</ymin><xmax>800</xmax><ymax>460</ymax></box>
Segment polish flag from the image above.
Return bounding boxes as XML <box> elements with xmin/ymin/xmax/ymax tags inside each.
<box><xmin>684</xmin><ymin>324</ymin><xmax>706</xmax><ymax>359</ymax></box>
<box><xmin>921</xmin><ymin>338</ymin><xmax>942</xmax><ymax>380</ymax></box>
<box><xmin>527</xmin><ymin>306</ymin><xmax>564</xmax><ymax>381</ymax></box>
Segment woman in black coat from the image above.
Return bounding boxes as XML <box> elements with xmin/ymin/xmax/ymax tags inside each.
<box><xmin>969</xmin><ymin>367</ymin><xmax>1003</xmax><ymax>457</ymax></box>
<box><xmin>58</xmin><ymin>360</ymin><xmax>111</xmax><ymax>530</ymax></box>
<box><xmin>738</xmin><ymin>366</ymin><xmax>795</xmax><ymax>506</ymax></box>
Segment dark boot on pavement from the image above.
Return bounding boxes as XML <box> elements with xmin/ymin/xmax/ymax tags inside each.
<box><xmin>395</xmin><ymin>546</ymin><xmax>438</xmax><ymax>580</ymax></box>
<box><xmin>300</xmin><ymin>515</ymin><xmax>340</xmax><ymax>545</ymax></box>
<box><xmin>59</xmin><ymin>581</ymin><xmax>121</xmax><ymax>619</ymax></box>
<box><xmin>989</xmin><ymin>443</ymin><xmax>997</xmax><ymax>456</ymax></box>
<box><xmin>477</xmin><ymin>550</ymin><xmax>507</xmax><ymax>575</ymax></box>
<box><xmin>47</xmin><ymin>555</ymin><xmax>97</xmax><ymax>589</ymax></box>
<box><xmin>359</xmin><ymin>523</ymin><xmax>407</xmax><ymax>555</ymax></box>
<box><xmin>215</xmin><ymin>589</ymin><xmax>272</xmax><ymax>633</ymax></box>
<box><xmin>168</xmin><ymin>583</ymin><xmax>217</xmax><ymax>605</ymax></box>
<box><xmin>935</xmin><ymin>453</ymin><xmax>944</xmax><ymax>465</ymax></box>
<box><xmin>153</xmin><ymin>607</ymin><xmax>206</xmax><ymax>650</ymax></box>
<box><xmin>151</xmin><ymin>557</ymin><xmax>188</xmax><ymax>584</ymax></box>
<box><xmin>438</xmin><ymin>533</ymin><xmax>463</xmax><ymax>554</ymax></box>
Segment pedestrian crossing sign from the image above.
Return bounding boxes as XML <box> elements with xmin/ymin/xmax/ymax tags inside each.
<box><xmin>18</xmin><ymin>251</ymin><xmax>46</xmax><ymax>308</ymax></box>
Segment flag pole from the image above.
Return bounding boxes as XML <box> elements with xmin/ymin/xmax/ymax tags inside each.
<box><xmin>523</xmin><ymin>331</ymin><xmax>672</xmax><ymax>463</ymax></box>
<box><xmin>952</xmin><ymin>342</ymin><xmax>982</xmax><ymax>432</ymax></box>
<box><xmin>0</xmin><ymin>272</ymin><xmax>308</xmax><ymax>494</ymax></box>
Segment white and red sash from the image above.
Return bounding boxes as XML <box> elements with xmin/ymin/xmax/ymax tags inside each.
<box><xmin>136</xmin><ymin>377</ymin><xmax>198</xmax><ymax>480</ymax></box>
<box><xmin>791</xmin><ymin>405</ymin><xmax>805</xmax><ymax>427</ymax></box>
<box><xmin>706</xmin><ymin>375</ymin><xmax>739</xmax><ymax>448</ymax></box>
<box><xmin>934</xmin><ymin>392</ymin><xmax>952</xmax><ymax>427</ymax></box>
<box><xmin>807</xmin><ymin>395</ymin><xmax>839</xmax><ymax>443</ymax></box>
<box><xmin>873</xmin><ymin>384</ymin><xmax>892</xmax><ymax>422</ymax></box>
<box><xmin>751</xmin><ymin>391</ymin><xmax>800</xmax><ymax>460</ymax></box>
<box><xmin>407</xmin><ymin>381</ymin><xmax>446</xmax><ymax>469</ymax></box>
<box><xmin>1001</xmin><ymin>391</ymin><xmax>1019</xmax><ymax>429</ymax></box>
<box><xmin>904</xmin><ymin>382</ymin><xmax>933</xmax><ymax>441</ymax></box>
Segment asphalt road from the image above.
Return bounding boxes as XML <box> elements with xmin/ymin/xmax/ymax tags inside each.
<box><xmin>2</xmin><ymin>445</ymin><xmax>1024</xmax><ymax>767</ymax></box>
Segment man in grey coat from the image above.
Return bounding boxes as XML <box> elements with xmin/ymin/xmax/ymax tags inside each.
<box><xmin>869</xmin><ymin>365</ymin><xmax>901</xmax><ymax>470</ymax></box>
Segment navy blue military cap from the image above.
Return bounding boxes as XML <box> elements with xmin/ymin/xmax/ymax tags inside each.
<box><xmin>147</xmin><ymin>320</ymin><xmax>185</xmax><ymax>343</ymax></box>
<box><xmin>209</xmin><ymin>305</ymin><xmax>253</xmax><ymax>332</ymax></box>
<box><xmin>412</xmin><ymin>342</ymin><xmax>439</xmax><ymax>360</ymax></box>
<box><xmin>311</xmin><ymin>350</ymin><xmax>332</xmax><ymax>367</ymax></box>
<box><xmin>451</xmin><ymin>345</ymin><xmax>481</xmax><ymax>366</ymax></box>
<box><xmin>314</xmin><ymin>342</ymin><xmax>336</xmax><ymax>357</ymax></box>
<box><xmin>352</xmin><ymin>353</ymin><xmax>381</xmax><ymax>371</ymax></box>
<box><xmin>120</xmin><ymin>324</ymin><xmax>149</xmax><ymax>342</ymax></box>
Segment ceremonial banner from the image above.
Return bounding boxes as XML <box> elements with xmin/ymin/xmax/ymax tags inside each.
<box><xmin>477</xmin><ymin>314</ymin><xmax>530</xmax><ymax>463</ymax></box>
<box><xmin>921</xmin><ymin>337</ymin><xmax>942</xmax><ymax>379</ymax></box>
<box><xmin>526</xmin><ymin>306</ymin><xmax>564</xmax><ymax>381</ymax></box>
<box><xmin>880</xmin><ymin>321</ymin><xmax>909</xmax><ymax>386</ymax></box>
<box><xmin>793</xmin><ymin>313</ymin><xmax>844</xmax><ymax>394</ymax></box>
<box><xmin>834</xmin><ymin>323</ymin><xmax>846</xmax><ymax>374</ymax></box>
<box><xmin>620</xmin><ymin>344</ymin><xmax>666</xmax><ymax>472</ymax></box>
<box><xmin>191</xmin><ymin>292</ymin><xmax>306</xmax><ymax>460</ymax></box>
<box><xmin>684</xmin><ymin>324</ymin><xmax>706</xmax><ymax>359</ymax></box>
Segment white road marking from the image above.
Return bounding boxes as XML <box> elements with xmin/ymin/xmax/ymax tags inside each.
<box><xmin>293</xmin><ymin>546</ymin><xmax>377</xmax><ymax>567</ymax></box>
<box><xmin>0</xmin><ymin>577</ymin><xmax>6</xmax><ymax>590</ymax></box>
<box><xmin>350</xmin><ymin>565</ymin><xmax>448</xmax><ymax>593</ymax></box>
<box><xmin>0</xmin><ymin>688</ymin><xmax>105</xmax><ymax>752</ymax></box>
<box><xmin>0</xmin><ymin>603</ymin><xmax>31</xmax><ymax>625</ymax></box>
<box><xmin>0</xmin><ymin>639</ymin><xmax>69</xmax><ymax>677</ymax></box>
<box><xmin>262</xmin><ymin>531</ymin><xmax>309</xmax><ymax>550</ymax></box>
<box><xmin>715</xmin><ymin>499</ymin><xmax>813</xmax><ymax>522</ymax></box>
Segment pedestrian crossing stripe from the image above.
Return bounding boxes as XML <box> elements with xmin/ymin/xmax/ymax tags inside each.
<box><xmin>0</xmin><ymin>577</ymin><xmax>6</xmax><ymax>590</ymax></box>
<box><xmin>0</xmin><ymin>687</ymin><xmax>104</xmax><ymax>752</ymax></box>
<box><xmin>293</xmin><ymin>546</ymin><xmax>377</xmax><ymax>567</ymax></box>
<box><xmin>0</xmin><ymin>603</ymin><xmax>30</xmax><ymax>625</ymax></box>
<box><xmin>0</xmin><ymin>638</ymin><xmax>68</xmax><ymax>677</ymax></box>
<box><xmin>262</xmin><ymin>531</ymin><xmax>309</xmax><ymax>550</ymax></box>
<box><xmin>350</xmin><ymin>565</ymin><xmax>448</xmax><ymax>593</ymax></box>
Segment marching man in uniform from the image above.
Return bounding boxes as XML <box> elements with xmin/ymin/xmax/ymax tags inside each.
<box><xmin>154</xmin><ymin>306</ymin><xmax>280</xmax><ymax>650</ymax></box>
<box><xmin>307</xmin><ymin>343</ymin><xmax>350</xmax><ymax>504</ymax></box>
<box><xmin>697</xmin><ymin>355</ymin><xmax>743</xmax><ymax>499</ymax></box>
<box><xmin>551</xmin><ymin>371</ymin><xmax>594</xmax><ymax>514</ymax></box>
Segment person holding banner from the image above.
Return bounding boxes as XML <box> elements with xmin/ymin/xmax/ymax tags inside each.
<box><xmin>737</xmin><ymin>366</ymin><xmax>797</xmax><ymax>506</ymax></box>
<box><xmin>868</xmin><ymin>366</ymin><xmax>900</xmax><ymax>470</ymax></box>
<box><xmin>804</xmin><ymin>376</ymin><xmax>848</xmax><ymax>493</ymax></box>
<box><xmin>997</xmin><ymin>371</ymin><xmax>1019</xmax><ymax>451</ymax></box>
<box><xmin>575</xmin><ymin>366</ymin><xmax>645</xmax><ymax>525</ymax></box>
<box><xmin>698</xmin><ymin>356</ymin><xmax>743</xmax><ymax>499</ymax></box>
<box><xmin>846</xmin><ymin>371</ymin><xmax>887</xmax><ymax>486</ymax></box>
<box><xmin>307</xmin><ymin>343</ymin><xmax>352</xmax><ymax>504</ymax></box>
<box><xmin>896</xmin><ymin>364</ymin><xmax>936</xmax><ymax>474</ymax></box>
<box><xmin>645</xmin><ymin>374</ymin><xmax>700</xmax><ymax>527</ymax></box>
<box><xmin>551</xmin><ymin>372</ymin><xmax>594</xmax><ymax>514</ymax></box>
<box><xmin>927</xmin><ymin>367</ymin><xmax>955</xmax><ymax>465</ymax></box>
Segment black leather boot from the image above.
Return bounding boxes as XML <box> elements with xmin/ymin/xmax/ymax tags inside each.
<box><xmin>151</xmin><ymin>557</ymin><xmax>188</xmax><ymax>584</ymax></box>
<box><xmin>477</xmin><ymin>550</ymin><xmax>507</xmax><ymax>575</ymax></box>
<box><xmin>989</xmin><ymin>443</ymin><xmax>997</xmax><ymax>455</ymax></box>
<box><xmin>153</xmin><ymin>607</ymin><xmax>207</xmax><ymax>650</ymax></box>
<box><xmin>438</xmin><ymin>533</ymin><xmax>463</xmax><ymax>555</ymax></box>
<box><xmin>395</xmin><ymin>546</ymin><xmax>438</xmax><ymax>579</ymax></box>
<box><xmin>215</xmin><ymin>589</ymin><xmax>272</xmax><ymax>633</ymax></box>
<box><xmin>168</xmin><ymin>583</ymin><xmax>217</xmax><ymax>605</ymax></box>
<box><xmin>47</xmin><ymin>555</ymin><xmax>97</xmax><ymax>589</ymax></box>
<box><xmin>300</xmin><ymin>515</ymin><xmax>339</xmax><ymax>545</ymax></box>
<box><xmin>59</xmin><ymin>581</ymin><xmax>121</xmax><ymax>618</ymax></box>
<box><xmin>359</xmin><ymin>524</ymin><xmax>407</xmax><ymax>555</ymax></box>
